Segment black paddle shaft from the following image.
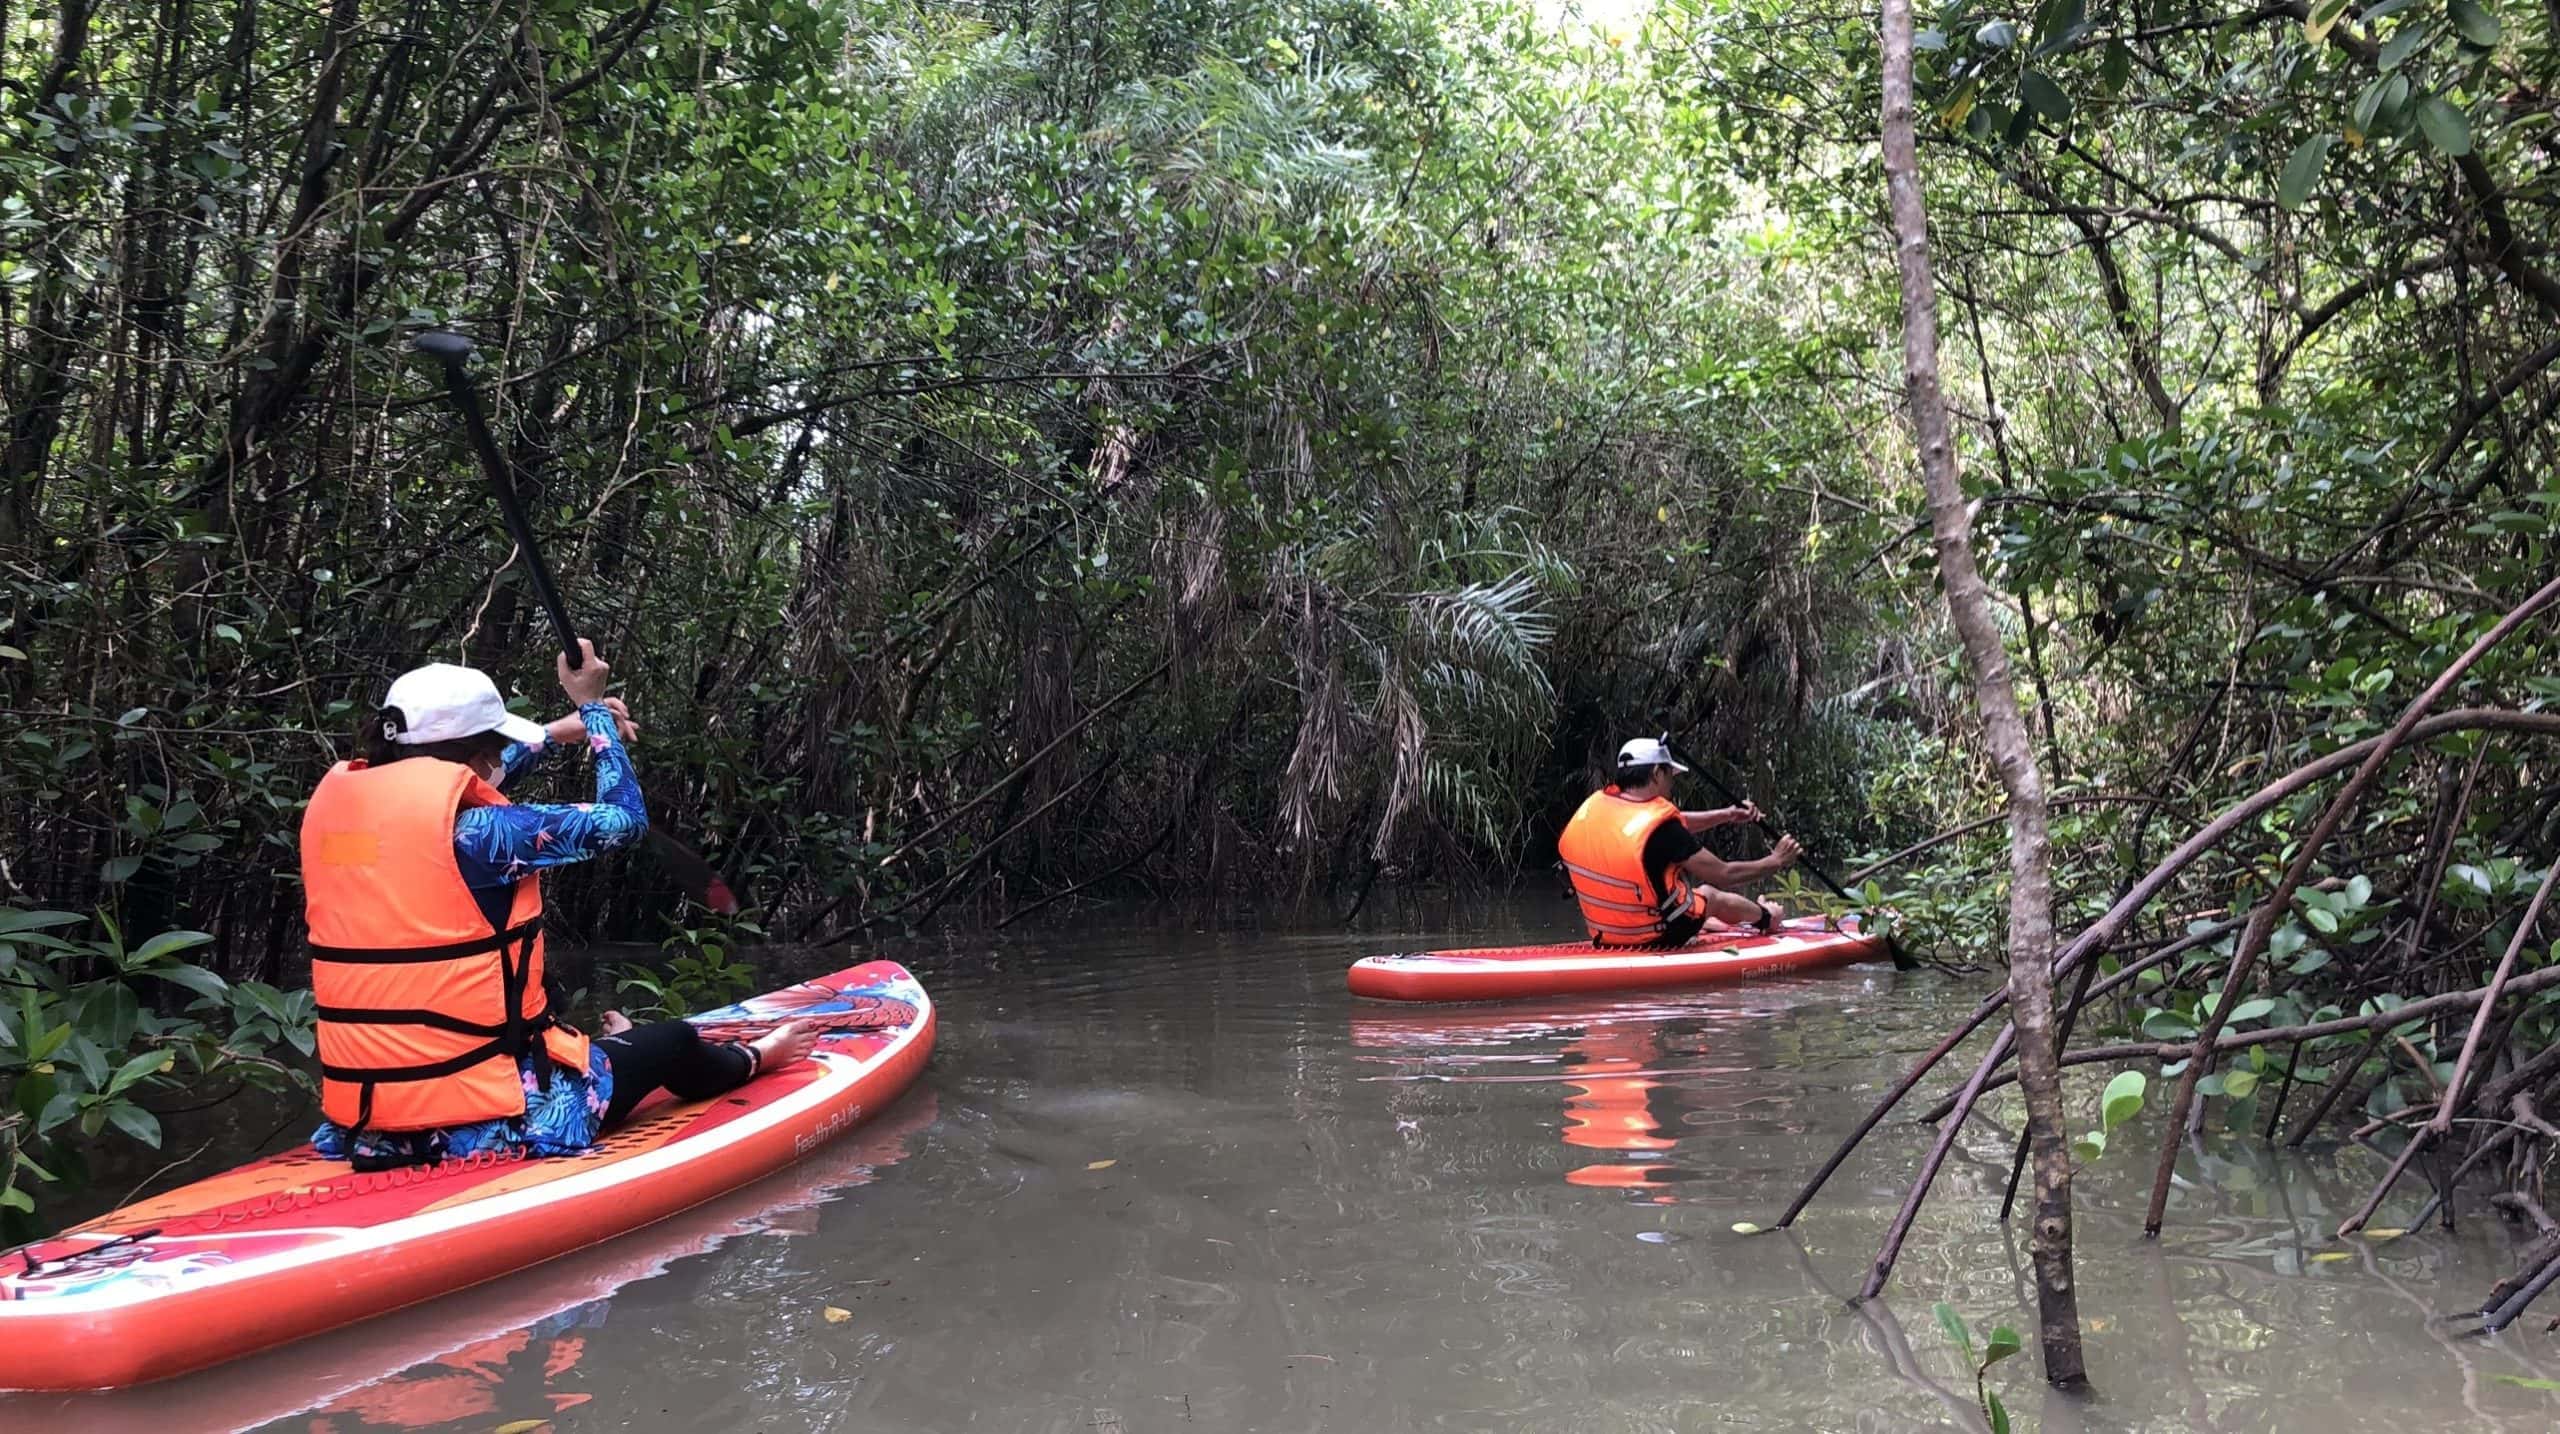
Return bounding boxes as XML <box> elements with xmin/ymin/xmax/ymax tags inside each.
<box><xmin>1663</xmin><ymin>735</ymin><xmax>1914</xmax><ymax>969</ymax></box>
<box><xmin>412</xmin><ymin>332</ymin><xmax>584</xmax><ymax>671</ymax></box>
<box><xmin>1663</xmin><ymin>738</ymin><xmax>1859</xmax><ymax>904</ymax></box>
<box><xmin>409</xmin><ymin>331</ymin><xmax>739</xmax><ymax>915</ymax></box>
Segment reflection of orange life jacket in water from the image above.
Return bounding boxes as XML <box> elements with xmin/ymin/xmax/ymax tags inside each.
<box><xmin>1557</xmin><ymin>789</ymin><xmax>1707</xmax><ymax>946</ymax></box>
<box><xmin>1563</xmin><ymin>1023</ymin><xmax>1677</xmax><ymax>1197</ymax></box>
<box><xmin>301</xmin><ymin>759</ymin><xmax>589</xmax><ymax>1132</ymax></box>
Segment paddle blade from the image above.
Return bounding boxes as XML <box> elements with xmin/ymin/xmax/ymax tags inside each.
<box><xmin>644</xmin><ymin>829</ymin><xmax>740</xmax><ymax>915</ymax></box>
<box><xmin>410</xmin><ymin>330</ymin><xmax>477</xmax><ymax>367</ymax></box>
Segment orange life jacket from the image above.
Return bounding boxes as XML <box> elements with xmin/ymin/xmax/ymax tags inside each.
<box><xmin>300</xmin><ymin>758</ymin><xmax>589</xmax><ymax>1132</ymax></box>
<box><xmin>1556</xmin><ymin>788</ymin><xmax>1707</xmax><ymax>946</ymax></box>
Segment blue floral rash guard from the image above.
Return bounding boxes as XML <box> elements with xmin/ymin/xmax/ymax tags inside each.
<box><xmin>313</xmin><ymin>703</ymin><xmax>646</xmax><ymax>1164</ymax></box>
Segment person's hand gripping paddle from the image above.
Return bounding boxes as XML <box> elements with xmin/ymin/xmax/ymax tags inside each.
<box><xmin>1661</xmin><ymin>734</ymin><xmax>1916</xmax><ymax>971</ymax></box>
<box><xmin>411</xmin><ymin>330</ymin><xmax>738</xmax><ymax>915</ymax></box>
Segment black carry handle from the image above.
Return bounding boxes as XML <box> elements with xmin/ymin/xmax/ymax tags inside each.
<box><xmin>1660</xmin><ymin>734</ymin><xmax>1916</xmax><ymax>970</ymax></box>
<box><xmin>410</xmin><ymin>331</ymin><xmax>737</xmax><ymax>915</ymax></box>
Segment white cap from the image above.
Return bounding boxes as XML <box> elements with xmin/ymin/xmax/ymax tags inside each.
<box><xmin>382</xmin><ymin>663</ymin><xmax>546</xmax><ymax>747</ymax></box>
<box><xmin>1616</xmin><ymin>735</ymin><xmax>1688</xmax><ymax>772</ymax></box>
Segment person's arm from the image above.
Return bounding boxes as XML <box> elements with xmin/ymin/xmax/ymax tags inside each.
<box><xmin>1679</xmin><ymin>802</ymin><xmax>1762</xmax><ymax>834</ymax></box>
<box><xmin>453</xmin><ymin>643</ymin><xmax>647</xmax><ymax>887</ymax></box>
<box><xmin>1678</xmin><ymin>834</ymin><xmax>1803</xmax><ymax>926</ymax></box>
<box><xmin>495</xmin><ymin>697</ymin><xmax>638</xmax><ymax>790</ymax></box>
<box><xmin>454</xmin><ymin>705</ymin><xmax>650</xmax><ymax>884</ymax></box>
<box><xmin>1681</xmin><ymin>837</ymin><xmax>1799</xmax><ymax>887</ymax></box>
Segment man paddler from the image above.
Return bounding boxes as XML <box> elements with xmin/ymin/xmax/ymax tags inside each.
<box><xmin>1556</xmin><ymin>735</ymin><xmax>1804</xmax><ymax>948</ymax></box>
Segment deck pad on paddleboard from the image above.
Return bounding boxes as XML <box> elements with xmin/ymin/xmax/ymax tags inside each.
<box><xmin>0</xmin><ymin>960</ymin><xmax>934</xmax><ymax>1391</ymax></box>
<box><xmin>1347</xmin><ymin>920</ymin><xmax>1882</xmax><ymax>1001</ymax></box>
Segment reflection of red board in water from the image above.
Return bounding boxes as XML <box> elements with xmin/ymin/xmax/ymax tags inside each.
<box><xmin>0</xmin><ymin>961</ymin><xmax>934</xmax><ymax>1392</ymax></box>
<box><xmin>11</xmin><ymin>1091</ymin><xmax>938</xmax><ymax>1434</ymax></box>
<box><xmin>1346</xmin><ymin>919</ymin><xmax>1883</xmax><ymax>1002</ymax></box>
<box><xmin>1352</xmin><ymin>1007</ymin><xmax>1690</xmax><ymax>1201</ymax></box>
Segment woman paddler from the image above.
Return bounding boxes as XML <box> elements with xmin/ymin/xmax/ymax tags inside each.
<box><xmin>297</xmin><ymin>639</ymin><xmax>814</xmax><ymax>1169</ymax></box>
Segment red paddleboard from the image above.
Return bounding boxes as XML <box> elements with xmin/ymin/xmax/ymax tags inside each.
<box><xmin>0</xmin><ymin>960</ymin><xmax>934</xmax><ymax>1391</ymax></box>
<box><xmin>8</xmin><ymin>1089</ymin><xmax>938</xmax><ymax>1433</ymax></box>
<box><xmin>1347</xmin><ymin>919</ymin><xmax>1882</xmax><ymax>1002</ymax></box>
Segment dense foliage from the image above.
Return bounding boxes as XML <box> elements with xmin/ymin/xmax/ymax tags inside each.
<box><xmin>4</xmin><ymin>0</ymin><xmax>1898</xmax><ymax>964</ymax></box>
<box><xmin>10</xmin><ymin>0</ymin><xmax>2560</xmax><ymax>1264</ymax></box>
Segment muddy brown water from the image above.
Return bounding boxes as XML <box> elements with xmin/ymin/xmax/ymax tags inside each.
<box><xmin>20</xmin><ymin>901</ymin><xmax>2560</xmax><ymax>1431</ymax></box>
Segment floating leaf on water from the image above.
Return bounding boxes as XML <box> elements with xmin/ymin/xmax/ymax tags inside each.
<box><xmin>492</xmin><ymin>1421</ymin><xmax>551</xmax><ymax>1434</ymax></box>
<box><xmin>2365</xmin><ymin>1227</ymin><xmax>2407</xmax><ymax>1240</ymax></box>
<box><xmin>2494</xmin><ymin>1374</ymin><xmax>2560</xmax><ymax>1390</ymax></box>
<box><xmin>2310</xmin><ymin>1251</ymin><xmax>2353</xmax><ymax>1263</ymax></box>
<box><xmin>1087</xmin><ymin>1158</ymin><xmax>1117</xmax><ymax>1170</ymax></box>
<box><xmin>822</xmin><ymin>1305</ymin><xmax>853</xmax><ymax>1324</ymax></box>
<box><xmin>1730</xmin><ymin>1221</ymin><xmax>1763</xmax><ymax>1235</ymax></box>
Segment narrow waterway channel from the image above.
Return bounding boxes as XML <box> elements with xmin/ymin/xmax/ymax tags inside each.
<box><xmin>20</xmin><ymin>900</ymin><xmax>2560</xmax><ymax>1431</ymax></box>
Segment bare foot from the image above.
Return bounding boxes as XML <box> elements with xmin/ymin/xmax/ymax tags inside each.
<box><xmin>599</xmin><ymin>1009</ymin><xmax>636</xmax><ymax>1037</ymax></box>
<box><xmin>749</xmin><ymin>1019</ymin><xmax>819</xmax><ymax>1075</ymax></box>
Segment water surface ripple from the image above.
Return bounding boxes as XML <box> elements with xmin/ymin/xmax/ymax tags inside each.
<box><xmin>24</xmin><ymin>904</ymin><xmax>2560</xmax><ymax>1431</ymax></box>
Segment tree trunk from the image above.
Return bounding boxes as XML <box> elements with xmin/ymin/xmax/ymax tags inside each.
<box><xmin>1877</xmin><ymin>0</ymin><xmax>2087</xmax><ymax>1387</ymax></box>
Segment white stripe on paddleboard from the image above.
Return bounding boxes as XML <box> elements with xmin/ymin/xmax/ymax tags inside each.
<box><xmin>1356</xmin><ymin>934</ymin><xmax>1872</xmax><ymax>976</ymax></box>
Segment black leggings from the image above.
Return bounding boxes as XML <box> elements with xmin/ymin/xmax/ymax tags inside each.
<box><xmin>597</xmin><ymin>1020</ymin><xmax>754</xmax><ymax>1130</ymax></box>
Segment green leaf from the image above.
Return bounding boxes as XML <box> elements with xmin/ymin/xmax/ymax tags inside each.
<box><xmin>2378</xmin><ymin>21</ymin><xmax>2431</xmax><ymax>67</ymax></box>
<box><xmin>2305</xmin><ymin>906</ymin><xmax>2340</xmax><ymax>934</ymax></box>
<box><xmin>0</xmin><ymin>909</ymin><xmax>86</xmax><ymax>936</ymax></box>
<box><xmin>2228</xmin><ymin>997</ymin><xmax>2277</xmax><ymax>1024</ymax></box>
<box><xmin>2278</xmin><ymin>136</ymin><xmax>2332</xmax><ymax>210</ymax></box>
<box><xmin>36</xmin><ymin>1091</ymin><xmax>79</xmax><ymax>1135</ymax></box>
<box><xmin>2448</xmin><ymin>0</ymin><xmax>2501</xmax><ymax>46</ymax></box>
<box><xmin>107</xmin><ymin>1049</ymin><xmax>174</xmax><ymax>1096</ymax></box>
<box><xmin>2103</xmin><ymin>1070</ymin><xmax>2148</xmax><ymax>1129</ymax></box>
<box><xmin>1983</xmin><ymin>1326</ymin><xmax>2023</xmax><ymax>1366</ymax></box>
<box><xmin>2073</xmin><ymin>1130</ymin><xmax>2107</xmax><ymax>1161</ymax></box>
<box><xmin>2141</xmin><ymin>1008</ymin><xmax>2197</xmax><ymax>1040</ymax></box>
<box><xmin>105</xmin><ymin>1101</ymin><xmax>162</xmax><ymax>1149</ymax></box>
<box><xmin>2223</xmin><ymin>1068</ymin><xmax>2261</xmax><ymax>1099</ymax></box>
<box><xmin>27</xmin><ymin>1022</ymin><xmax>73</xmax><ymax>1063</ymax></box>
<box><xmin>2494</xmin><ymin>1375</ymin><xmax>2560</xmax><ymax>1391</ymax></box>
<box><xmin>2031</xmin><ymin>0</ymin><xmax>2086</xmax><ymax>51</ymax></box>
<box><xmin>2417</xmin><ymin>95</ymin><xmax>2472</xmax><ymax>155</ymax></box>
<box><xmin>2306</xmin><ymin>0</ymin><xmax>2354</xmax><ymax>42</ymax></box>
<box><xmin>0</xmin><ymin>1186</ymin><xmax>31</xmax><ymax>1214</ymax></box>
<box><xmin>152</xmin><ymin>963</ymin><xmax>229</xmax><ymax>1003</ymax></box>
<box><xmin>1933</xmin><ymin>1301</ymin><xmax>1975</xmax><ymax>1362</ymax></box>
<box><xmin>1940</xmin><ymin>78</ymin><xmax>1981</xmax><ymax>130</ymax></box>
<box><xmin>2345</xmin><ymin>875</ymin><xmax>2373</xmax><ymax>907</ymax></box>
<box><xmin>129</xmin><ymin>929</ymin><xmax>215</xmax><ymax>965</ymax></box>
<box><xmin>1988</xmin><ymin>1390</ymin><xmax>2012</xmax><ymax>1434</ymax></box>
<box><xmin>2019</xmin><ymin>71</ymin><xmax>2070</xmax><ymax>123</ymax></box>
<box><xmin>2101</xmin><ymin>40</ymin><xmax>2132</xmax><ymax>93</ymax></box>
<box><xmin>2291</xmin><ymin>948</ymin><xmax>2334</xmax><ymax>976</ymax></box>
<box><xmin>1977</xmin><ymin>19</ymin><xmax>2020</xmax><ymax>46</ymax></box>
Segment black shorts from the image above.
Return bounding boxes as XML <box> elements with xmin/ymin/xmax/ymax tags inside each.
<box><xmin>1656</xmin><ymin>913</ymin><xmax>1707</xmax><ymax>948</ymax></box>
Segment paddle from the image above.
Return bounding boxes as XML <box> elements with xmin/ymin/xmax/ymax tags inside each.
<box><xmin>411</xmin><ymin>330</ymin><xmax>739</xmax><ymax>915</ymax></box>
<box><xmin>1659</xmin><ymin>734</ymin><xmax>1917</xmax><ymax>971</ymax></box>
